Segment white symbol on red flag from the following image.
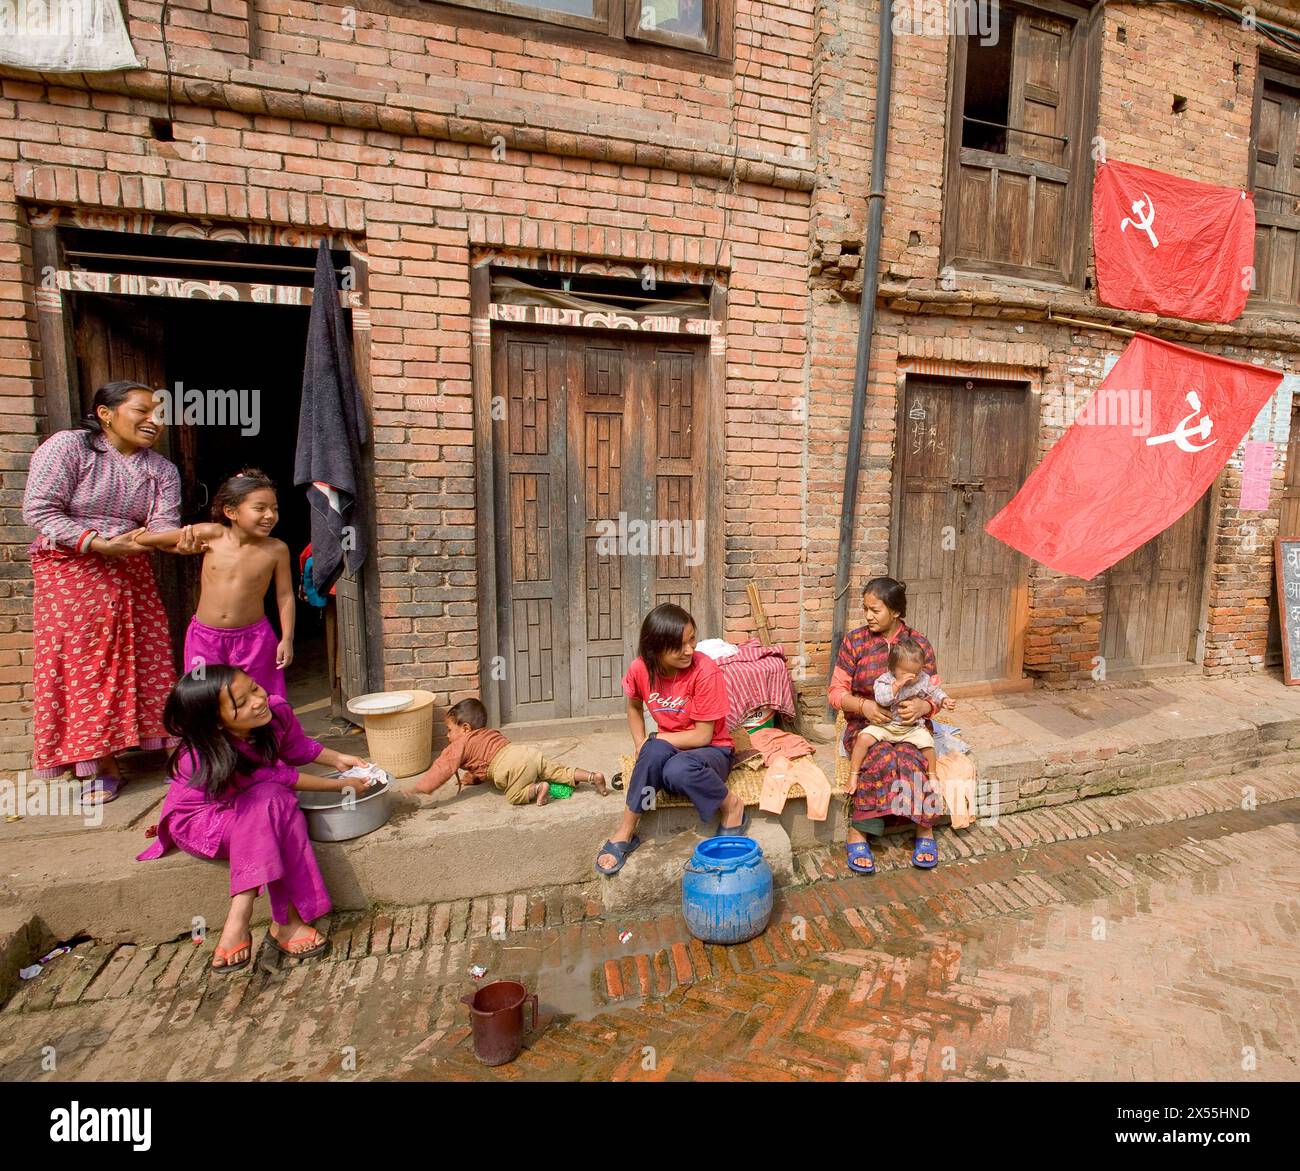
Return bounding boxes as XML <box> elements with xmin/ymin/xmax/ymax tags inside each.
<box><xmin>1119</xmin><ymin>192</ymin><xmax>1159</xmax><ymax>248</ymax></box>
<box><xmin>984</xmin><ymin>333</ymin><xmax>1281</xmax><ymax>580</ymax></box>
<box><xmin>1093</xmin><ymin>162</ymin><xmax>1255</xmax><ymax>321</ymax></box>
<box><xmin>1144</xmin><ymin>389</ymin><xmax>1216</xmax><ymax>453</ymax></box>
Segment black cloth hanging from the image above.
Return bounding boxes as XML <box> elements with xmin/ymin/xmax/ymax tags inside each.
<box><xmin>294</xmin><ymin>241</ymin><xmax>368</xmax><ymax>593</ymax></box>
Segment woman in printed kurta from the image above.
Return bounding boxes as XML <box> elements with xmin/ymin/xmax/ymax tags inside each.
<box><xmin>828</xmin><ymin>577</ymin><xmax>945</xmax><ymax>873</ymax></box>
<box><xmin>22</xmin><ymin>381</ymin><xmax>191</xmax><ymax>801</ymax></box>
<box><xmin>138</xmin><ymin>666</ymin><xmax>375</xmax><ymax>970</ymax></box>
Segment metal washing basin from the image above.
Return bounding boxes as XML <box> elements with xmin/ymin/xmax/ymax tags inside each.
<box><xmin>296</xmin><ymin>771</ymin><xmax>394</xmax><ymax>842</ymax></box>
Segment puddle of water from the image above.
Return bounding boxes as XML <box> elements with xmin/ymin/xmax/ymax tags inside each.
<box><xmin>535</xmin><ymin>948</ymin><xmax>621</xmax><ymax>1021</ymax></box>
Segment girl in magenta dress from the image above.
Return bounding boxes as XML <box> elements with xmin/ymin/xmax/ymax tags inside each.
<box><xmin>138</xmin><ymin>666</ymin><xmax>375</xmax><ymax>970</ymax></box>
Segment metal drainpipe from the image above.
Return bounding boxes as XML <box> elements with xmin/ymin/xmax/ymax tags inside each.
<box><xmin>828</xmin><ymin>0</ymin><xmax>894</xmax><ymax>702</ymax></box>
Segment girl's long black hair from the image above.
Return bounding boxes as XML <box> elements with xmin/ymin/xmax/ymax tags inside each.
<box><xmin>75</xmin><ymin>381</ymin><xmax>153</xmax><ymax>452</ymax></box>
<box><xmin>164</xmin><ymin>666</ymin><xmax>278</xmax><ymax>799</ymax></box>
<box><xmin>637</xmin><ymin>602</ymin><xmax>695</xmax><ymax>684</ymax></box>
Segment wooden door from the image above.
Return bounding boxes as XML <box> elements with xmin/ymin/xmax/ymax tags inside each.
<box><xmin>1250</xmin><ymin>70</ymin><xmax>1300</xmax><ymax>310</ymax></box>
<box><xmin>71</xmin><ymin>295</ymin><xmax>199</xmax><ymax>667</ymax></box>
<box><xmin>1268</xmin><ymin>399</ymin><xmax>1300</xmax><ymax>659</ymax></box>
<box><xmin>494</xmin><ymin>329</ymin><xmax>709</xmax><ymax>722</ymax></box>
<box><xmin>895</xmin><ymin>376</ymin><xmax>1032</xmax><ymax>684</ymax></box>
<box><xmin>1101</xmin><ymin>492</ymin><xmax>1211</xmax><ymax>670</ymax></box>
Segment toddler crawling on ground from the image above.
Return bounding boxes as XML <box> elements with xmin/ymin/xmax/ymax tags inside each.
<box><xmin>413</xmin><ymin>698</ymin><xmax>607</xmax><ymax>805</ymax></box>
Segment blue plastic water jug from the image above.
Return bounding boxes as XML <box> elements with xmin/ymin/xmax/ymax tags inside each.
<box><xmin>681</xmin><ymin>836</ymin><xmax>774</xmax><ymax>945</ymax></box>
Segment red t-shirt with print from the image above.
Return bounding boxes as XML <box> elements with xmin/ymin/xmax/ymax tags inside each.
<box><xmin>622</xmin><ymin>652</ymin><xmax>733</xmax><ymax>750</ymax></box>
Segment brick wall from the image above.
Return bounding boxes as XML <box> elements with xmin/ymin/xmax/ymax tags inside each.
<box><xmin>796</xmin><ymin>0</ymin><xmax>1300</xmax><ymax>704</ymax></box>
<box><xmin>1</xmin><ymin>0</ymin><xmax>1299</xmax><ymax>770</ymax></box>
<box><xmin>0</xmin><ymin>1</ymin><xmax>815</xmax><ymax>770</ymax></box>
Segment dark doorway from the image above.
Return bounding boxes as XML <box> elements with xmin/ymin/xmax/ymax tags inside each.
<box><xmin>70</xmin><ymin>294</ymin><xmax>334</xmax><ymax>710</ymax></box>
<box><xmin>163</xmin><ymin>300</ymin><xmax>328</xmax><ymax>708</ymax></box>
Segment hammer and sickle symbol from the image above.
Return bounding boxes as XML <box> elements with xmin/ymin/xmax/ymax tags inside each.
<box><xmin>1120</xmin><ymin>192</ymin><xmax>1159</xmax><ymax>248</ymax></box>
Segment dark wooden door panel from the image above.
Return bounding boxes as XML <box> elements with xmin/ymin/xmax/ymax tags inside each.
<box><xmin>72</xmin><ymin>296</ymin><xmax>197</xmax><ymax>667</ymax></box>
<box><xmin>335</xmin><ymin>569</ymin><xmax>368</xmax><ymax>706</ymax></box>
<box><xmin>1010</xmin><ymin>13</ymin><xmax>1069</xmax><ymax>164</ymax></box>
<box><xmin>647</xmin><ymin>346</ymin><xmax>706</xmax><ymax>618</ymax></box>
<box><xmin>1101</xmin><ymin>491</ymin><xmax>1210</xmax><ymax>669</ymax></box>
<box><xmin>571</xmin><ymin>339</ymin><xmax>640</xmax><ymax>717</ymax></box>
<box><xmin>494</xmin><ymin>335</ymin><xmax>570</xmax><ymax>721</ymax></box>
<box><xmin>896</xmin><ymin>381</ymin><xmax>959</xmax><ymax>665</ymax></box>
<box><xmin>897</xmin><ymin>377</ymin><xmax>1031</xmax><ymax>685</ymax></box>
<box><xmin>494</xmin><ymin>330</ymin><xmax>709</xmax><ymax>722</ymax></box>
<box><xmin>956</xmin><ymin>168</ymin><xmax>992</xmax><ymax>258</ymax></box>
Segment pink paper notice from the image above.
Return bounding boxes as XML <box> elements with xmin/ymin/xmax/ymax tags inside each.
<box><xmin>1239</xmin><ymin>441</ymin><xmax>1275</xmax><ymax>511</ymax></box>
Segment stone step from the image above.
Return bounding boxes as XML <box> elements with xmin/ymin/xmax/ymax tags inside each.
<box><xmin>3</xmin><ymin>758</ymin><xmax>1296</xmax><ymax>959</ymax></box>
<box><xmin>0</xmin><ymin>909</ymin><xmax>46</xmax><ymax>1008</ymax></box>
<box><xmin>969</xmin><ymin>710</ymin><xmax>1300</xmax><ymax>819</ymax></box>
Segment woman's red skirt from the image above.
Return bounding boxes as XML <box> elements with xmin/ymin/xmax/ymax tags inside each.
<box><xmin>31</xmin><ymin>548</ymin><xmax>177</xmax><ymax>774</ymax></box>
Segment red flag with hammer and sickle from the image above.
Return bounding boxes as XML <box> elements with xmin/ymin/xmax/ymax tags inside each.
<box><xmin>1093</xmin><ymin>160</ymin><xmax>1256</xmax><ymax>323</ymax></box>
<box><xmin>985</xmin><ymin>333</ymin><xmax>1282</xmax><ymax>580</ymax></box>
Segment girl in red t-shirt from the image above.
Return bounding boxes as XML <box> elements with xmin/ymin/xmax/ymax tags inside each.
<box><xmin>595</xmin><ymin>604</ymin><xmax>746</xmax><ymax>875</ymax></box>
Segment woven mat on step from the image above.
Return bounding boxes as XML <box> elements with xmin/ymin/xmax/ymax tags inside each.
<box><xmin>617</xmin><ymin>750</ymin><xmax>842</xmax><ymax>810</ymax></box>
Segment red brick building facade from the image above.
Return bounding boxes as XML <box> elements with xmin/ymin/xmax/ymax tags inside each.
<box><xmin>1</xmin><ymin>0</ymin><xmax>1298</xmax><ymax>770</ymax></box>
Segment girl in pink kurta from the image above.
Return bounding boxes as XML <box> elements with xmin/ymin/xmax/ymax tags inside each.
<box><xmin>138</xmin><ymin>666</ymin><xmax>375</xmax><ymax>971</ymax></box>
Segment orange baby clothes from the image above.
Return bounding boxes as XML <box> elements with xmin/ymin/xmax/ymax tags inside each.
<box><xmin>748</xmin><ymin>728</ymin><xmax>815</xmax><ymax>765</ymax></box>
<box><xmin>935</xmin><ymin>752</ymin><xmax>977</xmax><ymax>829</ymax></box>
<box><xmin>758</xmin><ymin>754</ymin><xmax>833</xmax><ymax>821</ymax></box>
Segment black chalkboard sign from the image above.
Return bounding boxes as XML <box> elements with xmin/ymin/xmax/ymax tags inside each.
<box><xmin>1277</xmin><ymin>539</ymin><xmax>1300</xmax><ymax>686</ymax></box>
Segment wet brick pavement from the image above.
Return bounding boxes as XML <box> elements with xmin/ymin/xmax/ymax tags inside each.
<box><xmin>1</xmin><ymin>766</ymin><xmax>1297</xmax><ymax>1082</ymax></box>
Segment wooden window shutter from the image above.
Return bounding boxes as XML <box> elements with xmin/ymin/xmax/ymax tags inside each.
<box><xmin>1252</xmin><ymin>77</ymin><xmax>1300</xmax><ymax>308</ymax></box>
<box><xmin>1008</xmin><ymin>14</ymin><xmax>1070</xmax><ymax>164</ymax></box>
<box><xmin>947</xmin><ymin>5</ymin><xmax>1079</xmax><ymax>282</ymax></box>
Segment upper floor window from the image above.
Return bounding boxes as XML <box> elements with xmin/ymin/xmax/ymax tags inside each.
<box><xmin>1249</xmin><ymin>64</ymin><xmax>1300</xmax><ymax>312</ymax></box>
<box><xmin>942</xmin><ymin>0</ymin><xmax>1098</xmax><ymax>286</ymax></box>
<box><xmin>447</xmin><ymin>0</ymin><xmax>724</xmax><ymax>57</ymax></box>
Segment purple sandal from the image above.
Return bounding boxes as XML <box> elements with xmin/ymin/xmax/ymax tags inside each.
<box><xmin>82</xmin><ymin>775</ymin><xmax>123</xmax><ymax>804</ymax></box>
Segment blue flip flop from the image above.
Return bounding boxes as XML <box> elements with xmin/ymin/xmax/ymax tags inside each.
<box><xmin>595</xmin><ymin>835</ymin><xmax>642</xmax><ymax>876</ymax></box>
<box><xmin>846</xmin><ymin>840</ymin><xmax>875</xmax><ymax>874</ymax></box>
<box><xmin>912</xmin><ymin>836</ymin><xmax>938</xmax><ymax>870</ymax></box>
<box><xmin>713</xmin><ymin>809</ymin><xmax>751</xmax><ymax>838</ymax></box>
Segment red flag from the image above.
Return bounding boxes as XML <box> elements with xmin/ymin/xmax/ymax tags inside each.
<box><xmin>1093</xmin><ymin>160</ymin><xmax>1255</xmax><ymax>322</ymax></box>
<box><xmin>985</xmin><ymin>334</ymin><xmax>1282</xmax><ymax>580</ymax></box>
